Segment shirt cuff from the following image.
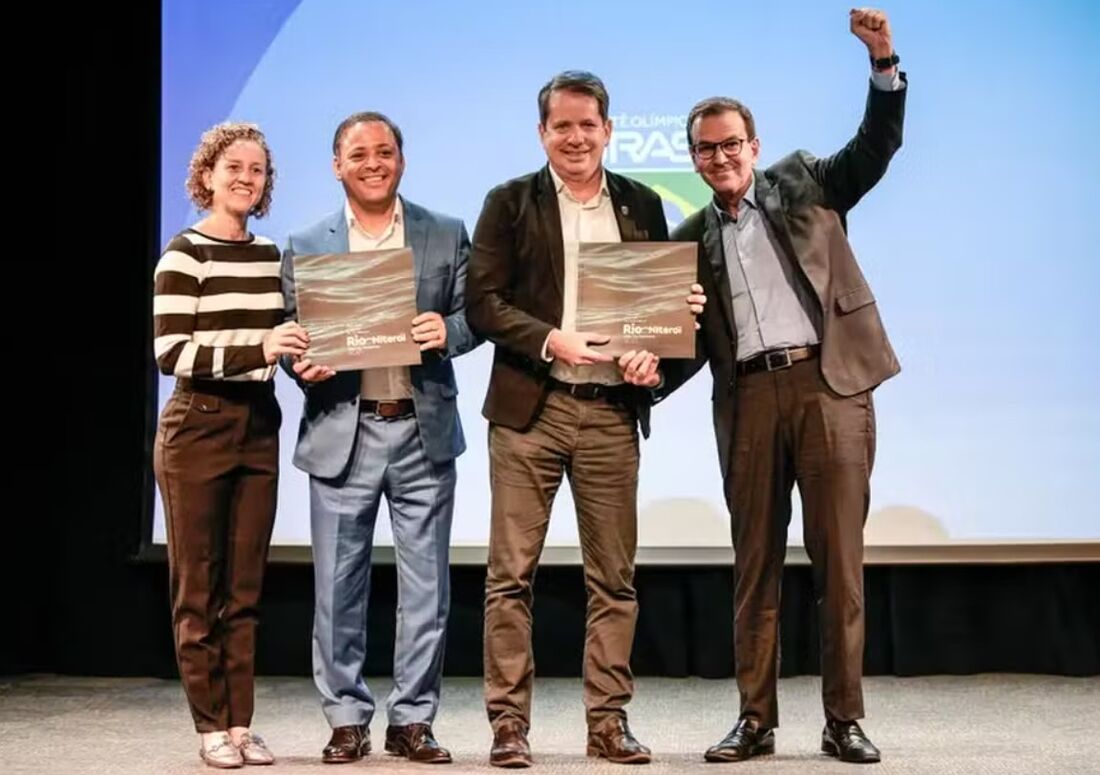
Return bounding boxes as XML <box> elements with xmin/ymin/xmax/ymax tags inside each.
<box><xmin>870</xmin><ymin>68</ymin><xmax>903</xmax><ymax>92</ymax></box>
<box><xmin>540</xmin><ymin>330</ymin><xmax>555</xmax><ymax>362</ymax></box>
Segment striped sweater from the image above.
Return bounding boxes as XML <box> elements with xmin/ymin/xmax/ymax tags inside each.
<box><xmin>153</xmin><ymin>229</ymin><xmax>284</xmax><ymax>382</ymax></box>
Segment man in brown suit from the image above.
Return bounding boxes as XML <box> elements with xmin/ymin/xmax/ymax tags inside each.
<box><xmin>467</xmin><ymin>71</ymin><xmax>704</xmax><ymax>767</ymax></box>
<box><xmin>664</xmin><ymin>8</ymin><xmax>906</xmax><ymax>765</ymax></box>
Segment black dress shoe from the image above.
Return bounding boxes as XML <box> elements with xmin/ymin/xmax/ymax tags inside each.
<box><xmin>322</xmin><ymin>724</ymin><xmax>370</xmax><ymax>764</ymax></box>
<box><xmin>385</xmin><ymin>723</ymin><xmax>452</xmax><ymax>763</ymax></box>
<box><xmin>704</xmin><ymin>717</ymin><xmax>775</xmax><ymax>762</ymax></box>
<box><xmin>822</xmin><ymin>720</ymin><xmax>881</xmax><ymax>764</ymax></box>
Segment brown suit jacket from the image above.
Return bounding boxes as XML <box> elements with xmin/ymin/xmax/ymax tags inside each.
<box><xmin>467</xmin><ymin>166</ymin><xmax>670</xmax><ymax>437</ymax></box>
<box><xmin>665</xmin><ymin>77</ymin><xmax>907</xmax><ymax>478</ymax></box>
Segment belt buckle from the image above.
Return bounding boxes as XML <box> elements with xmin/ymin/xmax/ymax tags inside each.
<box><xmin>565</xmin><ymin>382</ymin><xmax>600</xmax><ymax>399</ymax></box>
<box><xmin>375</xmin><ymin>400</ymin><xmax>402</xmax><ymax>418</ymax></box>
<box><xmin>765</xmin><ymin>349</ymin><xmax>792</xmax><ymax>371</ymax></box>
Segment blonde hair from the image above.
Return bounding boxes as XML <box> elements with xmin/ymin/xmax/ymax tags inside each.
<box><xmin>185</xmin><ymin>122</ymin><xmax>275</xmax><ymax>217</ymax></box>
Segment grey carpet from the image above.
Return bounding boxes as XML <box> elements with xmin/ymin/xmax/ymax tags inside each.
<box><xmin>1</xmin><ymin>674</ymin><xmax>1097</xmax><ymax>774</ymax></box>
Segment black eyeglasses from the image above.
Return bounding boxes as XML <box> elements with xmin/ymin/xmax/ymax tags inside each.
<box><xmin>692</xmin><ymin>136</ymin><xmax>748</xmax><ymax>160</ymax></box>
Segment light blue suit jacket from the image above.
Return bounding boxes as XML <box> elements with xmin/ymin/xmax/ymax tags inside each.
<box><xmin>281</xmin><ymin>198</ymin><xmax>480</xmax><ymax>477</ymax></box>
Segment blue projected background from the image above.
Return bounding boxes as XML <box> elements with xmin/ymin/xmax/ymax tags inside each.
<box><xmin>156</xmin><ymin>0</ymin><xmax>1100</xmax><ymax>555</ymax></box>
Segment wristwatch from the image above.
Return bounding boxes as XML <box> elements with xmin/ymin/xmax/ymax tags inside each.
<box><xmin>871</xmin><ymin>52</ymin><xmax>900</xmax><ymax>71</ymax></box>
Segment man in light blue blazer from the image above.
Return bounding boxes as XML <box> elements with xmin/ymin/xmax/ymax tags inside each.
<box><xmin>281</xmin><ymin>111</ymin><xmax>479</xmax><ymax>765</ymax></box>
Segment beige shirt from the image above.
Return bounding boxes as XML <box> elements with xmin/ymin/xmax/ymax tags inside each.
<box><xmin>546</xmin><ymin>166</ymin><xmax>623</xmax><ymax>386</ymax></box>
<box><xmin>345</xmin><ymin>199</ymin><xmax>414</xmax><ymax>400</ymax></box>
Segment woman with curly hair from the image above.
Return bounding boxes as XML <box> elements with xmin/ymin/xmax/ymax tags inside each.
<box><xmin>153</xmin><ymin>122</ymin><xmax>307</xmax><ymax>768</ymax></box>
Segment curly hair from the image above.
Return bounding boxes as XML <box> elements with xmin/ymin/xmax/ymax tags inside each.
<box><xmin>185</xmin><ymin>122</ymin><xmax>276</xmax><ymax>217</ymax></box>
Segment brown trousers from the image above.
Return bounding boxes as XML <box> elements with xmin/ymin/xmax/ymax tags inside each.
<box><xmin>729</xmin><ymin>359</ymin><xmax>875</xmax><ymax>728</ymax></box>
<box><xmin>484</xmin><ymin>390</ymin><xmax>640</xmax><ymax>731</ymax></box>
<box><xmin>153</xmin><ymin>378</ymin><xmax>280</xmax><ymax>733</ymax></box>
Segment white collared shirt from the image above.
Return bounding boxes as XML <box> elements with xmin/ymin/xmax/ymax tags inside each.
<box><xmin>546</xmin><ymin>165</ymin><xmax>623</xmax><ymax>385</ymax></box>
<box><xmin>345</xmin><ymin>199</ymin><xmax>414</xmax><ymax>400</ymax></box>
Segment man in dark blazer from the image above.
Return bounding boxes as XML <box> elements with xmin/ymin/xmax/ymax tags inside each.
<box><xmin>664</xmin><ymin>8</ymin><xmax>906</xmax><ymax>765</ymax></box>
<box><xmin>466</xmin><ymin>71</ymin><xmax>704</xmax><ymax>767</ymax></box>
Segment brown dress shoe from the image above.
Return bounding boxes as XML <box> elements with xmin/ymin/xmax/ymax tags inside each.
<box><xmin>322</xmin><ymin>724</ymin><xmax>370</xmax><ymax>764</ymax></box>
<box><xmin>587</xmin><ymin>718</ymin><xmax>652</xmax><ymax>764</ymax></box>
<box><xmin>704</xmin><ymin>717</ymin><xmax>775</xmax><ymax>762</ymax></box>
<box><xmin>385</xmin><ymin>723</ymin><xmax>452</xmax><ymax>764</ymax></box>
<box><xmin>490</xmin><ymin>721</ymin><xmax>532</xmax><ymax>768</ymax></box>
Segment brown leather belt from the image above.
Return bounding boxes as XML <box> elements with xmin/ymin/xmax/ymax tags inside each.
<box><xmin>360</xmin><ymin>398</ymin><xmax>415</xmax><ymax>418</ymax></box>
<box><xmin>736</xmin><ymin>344</ymin><xmax>820</xmax><ymax>376</ymax></box>
<box><xmin>546</xmin><ymin>376</ymin><xmax>632</xmax><ymax>402</ymax></box>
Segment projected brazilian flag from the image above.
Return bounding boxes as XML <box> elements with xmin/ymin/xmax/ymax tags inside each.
<box><xmin>616</xmin><ymin>169</ymin><xmax>713</xmax><ymax>226</ymax></box>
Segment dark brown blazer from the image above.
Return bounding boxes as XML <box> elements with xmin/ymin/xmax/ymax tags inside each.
<box><xmin>666</xmin><ymin>77</ymin><xmax>907</xmax><ymax>477</ymax></box>
<box><xmin>467</xmin><ymin>166</ymin><xmax>670</xmax><ymax>437</ymax></box>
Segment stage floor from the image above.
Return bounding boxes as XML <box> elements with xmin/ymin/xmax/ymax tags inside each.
<box><xmin>2</xmin><ymin>674</ymin><xmax>1097</xmax><ymax>774</ymax></box>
